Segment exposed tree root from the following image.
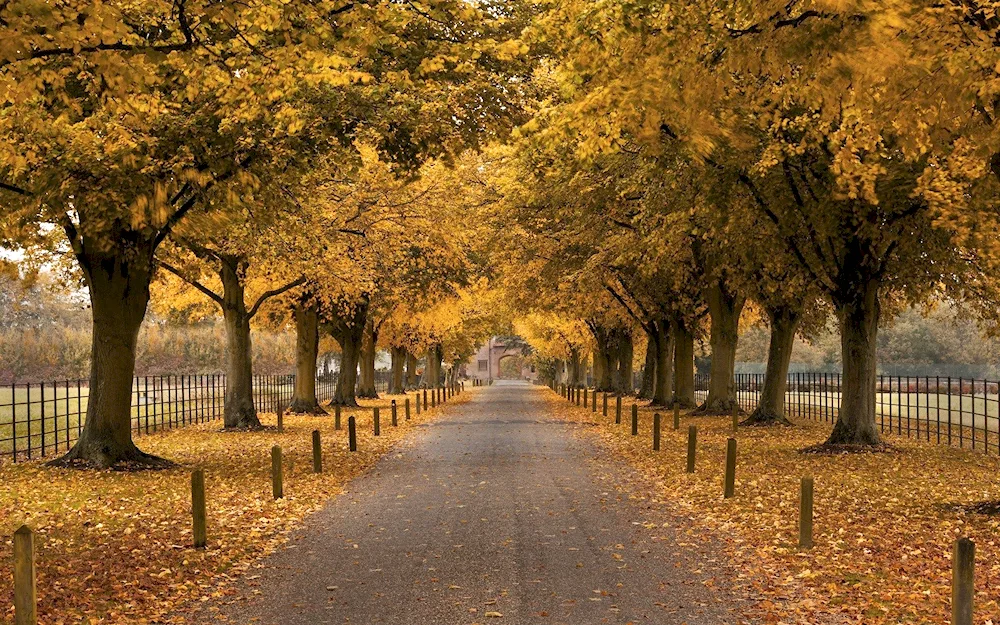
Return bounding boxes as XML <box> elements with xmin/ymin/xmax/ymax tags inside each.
<box><xmin>798</xmin><ymin>442</ymin><xmax>899</xmax><ymax>455</ymax></box>
<box><xmin>48</xmin><ymin>444</ymin><xmax>175</xmax><ymax>471</ymax></box>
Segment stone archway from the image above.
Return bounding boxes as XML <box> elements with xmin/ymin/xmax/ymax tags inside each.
<box><xmin>466</xmin><ymin>338</ymin><xmax>538</xmax><ymax>382</ymax></box>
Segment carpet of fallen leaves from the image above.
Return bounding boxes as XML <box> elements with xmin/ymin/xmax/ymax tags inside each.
<box><xmin>548</xmin><ymin>391</ymin><xmax>1000</xmax><ymax>624</ymax></box>
<box><xmin>0</xmin><ymin>390</ymin><xmax>469</xmax><ymax>625</ymax></box>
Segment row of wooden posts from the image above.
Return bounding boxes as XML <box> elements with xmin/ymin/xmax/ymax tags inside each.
<box><xmin>11</xmin><ymin>381</ymin><xmax>469</xmax><ymax>625</ymax></box>
<box><xmin>556</xmin><ymin>383</ymin><xmax>978</xmax><ymax>625</ymax></box>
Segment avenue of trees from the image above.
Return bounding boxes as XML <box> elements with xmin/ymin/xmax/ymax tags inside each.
<box><xmin>5</xmin><ymin>0</ymin><xmax>1000</xmax><ymax>465</ymax></box>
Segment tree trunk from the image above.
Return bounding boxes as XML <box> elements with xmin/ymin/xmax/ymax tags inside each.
<box><xmin>613</xmin><ymin>330</ymin><xmax>634</xmax><ymax>396</ymax></box>
<box><xmin>569</xmin><ymin>349</ymin><xmax>583</xmax><ymax>386</ymax></box>
<box><xmin>673</xmin><ymin>318</ymin><xmax>697</xmax><ymax>408</ymax></box>
<box><xmin>422</xmin><ymin>344</ymin><xmax>443</xmax><ymax>387</ymax></box>
<box><xmin>290</xmin><ymin>301</ymin><xmax>324</xmax><ymax>414</ymax></box>
<box><xmin>405</xmin><ymin>352</ymin><xmax>418</xmax><ymax>389</ymax></box>
<box><xmin>358</xmin><ymin>316</ymin><xmax>378</xmax><ymax>398</ymax></box>
<box><xmin>328</xmin><ymin>302</ymin><xmax>367</xmax><ymax>406</ymax></box>
<box><xmin>825</xmin><ymin>277</ymin><xmax>882</xmax><ymax>446</ymax></box>
<box><xmin>697</xmin><ymin>281</ymin><xmax>745</xmax><ymax>414</ymax></box>
<box><xmin>651</xmin><ymin>319</ymin><xmax>674</xmax><ymax>406</ymax></box>
<box><xmin>744</xmin><ymin>306</ymin><xmax>799</xmax><ymax>426</ymax></box>
<box><xmin>639</xmin><ymin>333</ymin><xmax>656</xmax><ymax>400</ymax></box>
<box><xmin>220</xmin><ymin>261</ymin><xmax>261</xmax><ymax>429</ymax></box>
<box><xmin>52</xmin><ymin>248</ymin><xmax>167</xmax><ymax>468</ymax></box>
<box><xmin>389</xmin><ymin>346</ymin><xmax>406</xmax><ymax>394</ymax></box>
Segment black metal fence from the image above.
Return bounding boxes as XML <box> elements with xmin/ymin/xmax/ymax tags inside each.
<box><xmin>1</xmin><ymin>370</ymin><xmax>394</xmax><ymax>462</ymax></box>
<box><xmin>724</xmin><ymin>372</ymin><xmax>1000</xmax><ymax>455</ymax></box>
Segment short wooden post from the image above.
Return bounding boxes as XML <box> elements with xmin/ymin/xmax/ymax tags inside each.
<box><xmin>312</xmin><ymin>430</ymin><xmax>322</xmax><ymax>474</ymax></box>
<box><xmin>592</xmin><ymin>391</ymin><xmax>597</xmax><ymax>413</ymax></box>
<box><xmin>615</xmin><ymin>396</ymin><xmax>622</xmax><ymax>424</ymax></box>
<box><xmin>652</xmin><ymin>413</ymin><xmax>661</xmax><ymax>451</ymax></box>
<box><xmin>391</xmin><ymin>400</ymin><xmax>398</xmax><ymax>426</ymax></box>
<box><xmin>799</xmin><ymin>477</ymin><xmax>814</xmax><ymax>549</ymax></box>
<box><xmin>192</xmin><ymin>469</ymin><xmax>207</xmax><ymax>548</ymax></box>
<box><xmin>584</xmin><ymin>388</ymin><xmax>588</xmax><ymax>407</ymax></box>
<box><xmin>405</xmin><ymin>398</ymin><xmax>411</xmax><ymax>420</ymax></box>
<box><xmin>423</xmin><ymin>388</ymin><xmax>428</xmax><ymax>408</ymax></box>
<box><xmin>631</xmin><ymin>404</ymin><xmax>638</xmax><ymax>435</ymax></box>
<box><xmin>431</xmin><ymin>389</ymin><xmax>437</xmax><ymax>408</ymax></box>
<box><xmin>724</xmin><ymin>438</ymin><xmax>737</xmax><ymax>499</ymax></box>
<box><xmin>603</xmin><ymin>392</ymin><xmax>608</xmax><ymax>417</ymax></box>
<box><xmin>673</xmin><ymin>404</ymin><xmax>680</xmax><ymax>430</ymax></box>
<box><xmin>335</xmin><ymin>404</ymin><xmax>342</xmax><ymax>430</ymax></box>
<box><xmin>277</xmin><ymin>409</ymin><xmax>284</xmax><ymax>433</ymax></box>
<box><xmin>271</xmin><ymin>445</ymin><xmax>283</xmax><ymax>500</ymax></box>
<box><xmin>373</xmin><ymin>407</ymin><xmax>381</xmax><ymax>436</ymax></box>
<box><xmin>575</xmin><ymin>387</ymin><xmax>581</xmax><ymax>406</ymax></box>
<box><xmin>686</xmin><ymin>425</ymin><xmax>697</xmax><ymax>473</ymax></box>
<box><xmin>13</xmin><ymin>525</ymin><xmax>36</xmax><ymax>625</ymax></box>
<box><xmin>416</xmin><ymin>393</ymin><xmax>422</xmax><ymax>415</ymax></box>
<box><xmin>731</xmin><ymin>403</ymin><xmax>739</xmax><ymax>432</ymax></box>
<box><xmin>348</xmin><ymin>416</ymin><xmax>357</xmax><ymax>451</ymax></box>
<box><xmin>953</xmin><ymin>537</ymin><xmax>975</xmax><ymax>625</ymax></box>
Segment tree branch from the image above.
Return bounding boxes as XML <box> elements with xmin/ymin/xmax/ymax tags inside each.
<box><xmin>157</xmin><ymin>260</ymin><xmax>225</xmax><ymax>306</ymax></box>
<box><xmin>248</xmin><ymin>277</ymin><xmax>307</xmax><ymax>319</ymax></box>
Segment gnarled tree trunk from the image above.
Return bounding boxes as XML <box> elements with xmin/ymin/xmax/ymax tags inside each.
<box><xmin>744</xmin><ymin>306</ymin><xmax>799</xmax><ymax>426</ymax></box>
<box><xmin>673</xmin><ymin>318</ymin><xmax>697</xmax><ymax>408</ymax></box>
<box><xmin>651</xmin><ymin>318</ymin><xmax>674</xmax><ymax>406</ymax></box>
<box><xmin>328</xmin><ymin>301</ymin><xmax>367</xmax><ymax>407</ymax></box>
<box><xmin>358</xmin><ymin>316</ymin><xmax>378</xmax><ymax>399</ymax></box>
<box><xmin>826</xmin><ymin>275</ymin><xmax>882</xmax><ymax>446</ymax></box>
<box><xmin>697</xmin><ymin>281</ymin><xmax>745</xmax><ymax>414</ymax></box>
<box><xmin>53</xmin><ymin>246</ymin><xmax>167</xmax><ymax>468</ymax></box>
<box><xmin>290</xmin><ymin>300</ymin><xmax>324</xmax><ymax>414</ymax></box>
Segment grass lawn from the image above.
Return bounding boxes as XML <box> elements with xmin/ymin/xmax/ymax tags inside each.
<box><xmin>0</xmin><ymin>389</ymin><xmax>465</xmax><ymax>624</ymax></box>
<box><xmin>551</xmin><ymin>390</ymin><xmax>1000</xmax><ymax>624</ymax></box>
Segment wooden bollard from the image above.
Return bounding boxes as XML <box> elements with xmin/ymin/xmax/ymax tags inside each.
<box><xmin>799</xmin><ymin>477</ymin><xmax>814</xmax><ymax>549</ymax></box>
<box><xmin>192</xmin><ymin>469</ymin><xmax>207</xmax><ymax>548</ymax></box>
<box><xmin>374</xmin><ymin>407</ymin><xmax>381</xmax><ymax>436</ymax></box>
<box><xmin>652</xmin><ymin>413</ymin><xmax>661</xmax><ymax>451</ymax></box>
<box><xmin>615</xmin><ymin>396</ymin><xmax>622</xmax><ymax>424</ymax></box>
<box><xmin>405</xmin><ymin>398</ymin><xmax>411</xmax><ymax>420</ymax></box>
<box><xmin>953</xmin><ymin>537</ymin><xmax>975</xmax><ymax>625</ymax></box>
<box><xmin>631</xmin><ymin>404</ymin><xmax>638</xmax><ymax>435</ymax></box>
<box><xmin>348</xmin><ymin>416</ymin><xmax>357</xmax><ymax>451</ymax></box>
<box><xmin>271</xmin><ymin>445</ymin><xmax>283</xmax><ymax>500</ymax></box>
<box><xmin>724</xmin><ymin>438</ymin><xmax>737</xmax><ymax>498</ymax></box>
<box><xmin>583</xmin><ymin>388</ymin><xmax>588</xmax><ymax>407</ymax></box>
<box><xmin>686</xmin><ymin>425</ymin><xmax>697</xmax><ymax>473</ymax></box>
<box><xmin>592</xmin><ymin>391</ymin><xmax>597</xmax><ymax>413</ymax></box>
<box><xmin>423</xmin><ymin>388</ymin><xmax>428</xmax><ymax>408</ymax></box>
<box><xmin>391</xmin><ymin>400</ymin><xmax>398</xmax><ymax>426</ymax></box>
<box><xmin>312</xmin><ymin>430</ymin><xmax>322</xmax><ymax>474</ymax></box>
<box><xmin>576</xmin><ymin>387</ymin><xmax>581</xmax><ymax>406</ymax></box>
<box><xmin>13</xmin><ymin>525</ymin><xmax>36</xmax><ymax>625</ymax></box>
<box><xmin>277</xmin><ymin>409</ymin><xmax>284</xmax><ymax>433</ymax></box>
<box><xmin>673</xmin><ymin>404</ymin><xmax>680</xmax><ymax>430</ymax></box>
<box><xmin>335</xmin><ymin>404</ymin><xmax>342</xmax><ymax>430</ymax></box>
<box><xmin>603</xmin><ymin>392</ymin><xmax>608</xmax><ymax>417</ymax></box>
<box><xmin>431</xmin><ymin>389</ymin><xmax>437</xmax><ymax>408</ymax></box>
<box><xmin>416</xmin><ymin>393</ymin><xmax>422</xmax><ymax>415</ymax></box>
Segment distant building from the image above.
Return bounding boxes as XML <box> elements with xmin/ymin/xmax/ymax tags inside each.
<box><xmin>464</xmin><ymin>337</ymin><xmax>537</xmax><ymax>382</ymax></box>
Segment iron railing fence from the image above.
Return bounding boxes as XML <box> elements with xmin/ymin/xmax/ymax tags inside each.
<box><xmin>1</xmin><ymin>369</ymin><xmax>396</xmax><ymax>462</ymax></box>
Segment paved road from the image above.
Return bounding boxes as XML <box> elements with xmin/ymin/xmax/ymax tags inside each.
<box><xmin>209</xmin><ymin>382</ymin><xmax>743</xmax><ymax>624</ymax></box>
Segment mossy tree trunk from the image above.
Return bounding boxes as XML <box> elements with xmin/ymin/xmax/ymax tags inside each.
<box><xmin>651</xmin><ymin>318</ymin><xmax>674</xmax><ymax>406</ymax></box>
<box><xmin>673</xmin><ymin>317</ymin><xmax>697</xmax><ymax>408</ymax></box>
<box><xmin>744</xmin><ymin>305</ymin><xmax>799</xmax><ymax>426</ymax></box>
<box><xmin>290</xmin><ymin>299</ymin><xmax>324</xmax><ymax>414</ymax></box>
<box><xmin>328</xmin><ymin>301</ymin><xmax>368</xmax><ymax>407</ymax></box>
<box><xmin>358</xmin><ymin>316</ymin><xmax>378</xmax><ymax>399</ymax></box>
<box><xmin>697</xmin><ymin>281</ymin><xmax>745</xmax><ymax>415</ymax></box>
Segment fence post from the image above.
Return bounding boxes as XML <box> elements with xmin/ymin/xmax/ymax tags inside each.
<box><xmin>952</xmin><ymin>537</ymin><xmax>975</xmax><ymax>625</ymax></box>
<box><xmin>615</xmin><ymin>396</ymin><xmax>622</xmax><ymax>424</ymax></box>
<box><xmin>673</xmin><ymin>404</ymin><xmax>680</xmax><ymax>430</ymax></box>
<box><xmin>584</xmin><ymin>388</ymin><xmax>588</xmax><ymax>408</ymax></box>
<box><xmin>591</xmin><ymin>391</ymin><xmax>597</xmax><ymax>413</ymax></box>
<box><xmin>348</xmin><ymin>416</ymin><xmax>357</xmax><ymax>452</ymax></box>
<box><xmin>686</xmin><ymin>425</ymin><xmax>697</xmax><ymax>473</ymax></box>
<box><xmin>334</xmin><ymin>404</ymin><xmax>342</xmax><ymax>430</ymax></box>
<box><xmin>423</xmin><ymin>388</ymin><xmax>428</xmax><ymax>409</ymax></box>
<box><xmin>416</xmin><ymin>394</ymin><xmax>422</xmax><ymax>415</ymax></box>
<box><xmin>603</xmin><ymin>393</ymin><xmax>608</xmax><ymax>417</ymax></box>
<box><xmin>724</xmin><ymin>438</ymin><xmax>737</xmax><ymax>498</ymax></box>
<box><xmin>653</xmin><ymin>413</ymin><xmax>660</xmax><ymax>451</ymax></box>
<box><xmin>312</xmin><ymin>430</ymin><xmax>322</xmax><ymax>474</ymax></box>
<box><xmin>576</xmin><ymin>387</ymin><xmax>581</xmax><ymax>406</ymax></box>
<box><xmin>405</xmin><ymin>398</ymin><xmax>411</xmax><ymax>420</ymax></box>
<box><xmin>192</xmin><ymin>469</ymin><xmax>207</xmax><ymax>548</ymax></box>
<box><xmin>431</xmin><ymin>389</ymin><xmax>437</xmax><ymax>408</ymax></box>
<box><xmin>373</xmin><ymin>407</ymin><xmax>381</xmax><ymax>436</ymax></box>
<box><xmin>271</xmin><ymin>446</ymin><xmax>283</xmax><ymax>499</ymax></box>
<box><xmin>799</xmin><ymin>477</ymin><xmax>814</xmax><ymax>549</ymax></box>
<box><xmin>391</xmin><ymin>400</ymin><xmax>398</xmax><ymax>426</ymax></box>
<box><xmin>277</xmin><ymin>407</ymin><xmax>284</xmax><ymax>433</ymax></box>
<box><xmin>631</xmin><ymin>404</ymin><xmax>638</xmax><ymax>435</ymax></box>
<box><xmin>13</xmin><ymin>525</ymin><xmax>36</xmax><ymax>625</ymax></box>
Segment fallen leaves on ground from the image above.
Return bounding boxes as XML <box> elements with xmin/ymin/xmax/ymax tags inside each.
<box><xmin>548</xmin><ymin>391</ymin><xmax>1000</xmax><ymax>624</ymax></box>
<box><xmin>0</xmin><ymin>391</ymin><xmax>472</xmax><ymax>624</ymax></box>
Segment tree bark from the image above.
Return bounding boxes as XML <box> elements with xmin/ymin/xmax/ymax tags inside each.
<box><xmin>220</xmin><ymin>259</ymin><xmax>261</xmax><ymax>429</ymax></box>
<box><xmin>744</xmin><ymin>306</ymin><xmax>799</xmax><ymax>426</ymax></box>
<box><xmin>389</xmin><ymin>345</ymin><xmax>406</xmax><ymax>394</ymax></box>
<box><xmin>328</xmin><ymin>301</ymin><xmax>367</xmax><ymax>406</ymax></box>
<box><xmin>673</xmin><ymin>318</ymin><xmax>697</xmax><ymax>408</ymax></box>
<box><xmin>357</xmin><ymin>316</ymin><xmax>378</xmax><ymax>398</ymax></box>
<box><xmin>405</xmin><ymin>351</ymin><xmax>418</xmax><ymax>389</ymax></box>
<box><xmin>651</xmin><ymin>318</ymin><xmax>674</xmax><ymax>406</ymax></box>
<box><xmin>612</xmin><ymin>329</ymin><xmax>633</xmax><ymax>396</ymax></box>
<box><xmin>697</xmin><ymin>281</ymin><xmax>745</xmax><ymax>414</ymax></box>
<box><xmin>290</xmin><ymin>301</ymin><xmax>324</xmax><ymax>414</ymax></box>
<box><xmin>569</xmin><ymin>348</ymin><xmax>583</xmax><ymax>387</ymax></box>
<box><xmin>52</xmin><ymin>247</ymin><xmax>168</xmax><ymax>468</ymax></box>
<box><xmin>825</xmin><ymin>276</ymin><xmax>882</xmax><ymax>446</ymax></box>
<box><xmin>639</xmin><ymin>333</ymin><xmax>656</xmax><ymax>400</ymax></box>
